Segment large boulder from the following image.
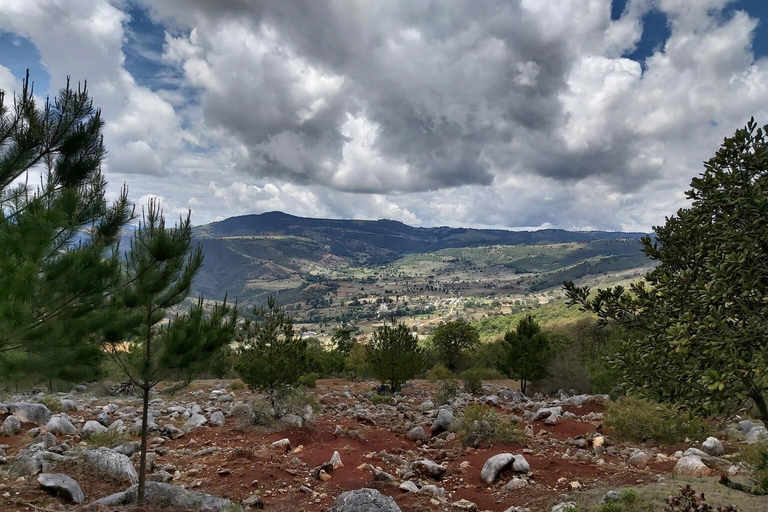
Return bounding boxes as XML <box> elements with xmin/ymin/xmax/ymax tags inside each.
<box><xmin>183</xmin><ymin>413</ymin><xmax>207</xmax><ymax>430</ymax></box>
<box><xmin>480</xmin><ymin>453</ymin><xmax>529</xmax><ymax>484</ymax></box>
<box><xmin>94</xmin><ymin>482</ymin><xmax>238</xmax><ymax>509</ymax></box>
<box><xmin>8</xmin><ymin>403</ymin><xmax>51</xmax><ymax>425</ymax></box>
<box><xmin>701</xmin><ymin>437</ymin><xmax>724</xmax><ymax>457</ymax></box>
<box><xmin>82</xmin><ymin>420</ymin><xmax>108</xmax><ymax>439</ymax></box>
<box><xmin>746</xmin><ymin>426</ymin><xmax>768</xmax><ymax>444</ymax></box>
<box><xmin>674</xmin><ymin>455</ymin><xmax>711</xmax><ymax>477</ymax></box>
<box><xmin>1</xmin><ymin>415</ymin><xmax>21</xmax><ymax>436</ymax></box>
<box><xmin>83</xmin><ymin>447</ymin><xmax>138</xmax><ymax>484</ymax></box>
<box><xmin>209</xmin><ymin>411</ymin><xmax>226</xmax><ymax>426</ymax></box>
<box><xmin>45</xmin><ymin>415</ymin><xmax>76</xmax><ymax>436</ymax></box>
<box><xmin>406</xmin><ymin>426</ymin><xmax>428</xmax><ymax>442</ymax></box>
<box><xmin>329</xmin><ymin>488</ymin><xmax>402</xmax><ymax>512</ymax></box>
<box><xmin>431</xmin><ymin>409</ymin><xmax>455</xmax><ymax>435</ymax></box>
<box><xmin>38</xmin><ymin>473</ymin><xmax>85</xmax><ymax>504</ymax></box>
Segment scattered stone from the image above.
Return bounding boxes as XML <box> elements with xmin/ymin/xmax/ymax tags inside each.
<box><xmin>149</xmin><ymin>470</ymin><xmax>173</xmax><ymax>483</ymax></box>
<box><xmin>674</xmin><ymin>455</ymin><xmax>711</xmax><ymax>477</ymax></box>
<box><xmin>8</xmin><ymin>403</ymin><xmax>51</xmax><ymax>425</ymax></box>
<box><xmin>44</xmin><ymin>415</ymin><xmax>76</xmax><ymax>436</ymax></box>
<box><xmin>431</xmin><ymin>409</ymin><xmax>455</xmax><ymax>435</ymax></box>
<box><xmin>746</xmin><ymin>426</ymin><xmax>768</xmax><ymax>444</ymax></box>
<box><xmin>270</xmin><ymin>438</ymin><xmax>291</xmax><ymax>451</ymax></box>
<box><xmin>183</xmin><ymin>413</ymin><xmax>207</xmax><ymax>430</ymax></box>
<box><xmin>82</xmin><ymin>420</ymin><xmax>108</xmax><ymax>438</ymax></box>
<box><xmin>552</xmin><ymin>502</ymin><xmax>577</xmax><ymax>512</ymax></box>
<box><xmin>1</xmin><ymin>416</ymin><xmax>21</xmax><ymax>437</ymax></box>
<box><xmin>702</xmin><ymin>436</ymin><xmax>724</xmax><ymax>455</ymax></box>
<box><xmin>628</xmin><ymin>450</ymin><xmax>652</xmax><ymax>469</ymax></box>
<box><xmin>94</xmin><ymin>481</ymin><xmax>236</xmax><ymax>509</ymax></box>
<box><xmin>399</xmin><ymin>481</ymin><xmax>419</xmax><ymax>493</ymax></box>
<box><xmin>37</xmin><ymin>473</ymin><xmax>84</xmax><ymax>504</ymax></box>
<box><xmin>411</xmin><ymin>459</ymin><xmax>447</xmax><ymax>479</ymax></box>
<box><xmin>243</xmin><ymin>493</ymin><xmax>264</xmax><ymax>509</ymax></box>
<box><xmin>329</xmin><ymin>488</ymin><xmax>402</xmax><ymax>512</ymax></box>
<box><xmin>480</xmin><ymin>453</ymin><xmax>529</xmax><ymax>484</ymax></box>
<box><xmin>406</xmin><ymin>425</ymin><xmax>428</xmax><ymax>442</ymax></box>
<box><xmin>330</xmin><ymin>450</ymin><xmax>344</xmax><ymax>469</ymax></box>
<box><xmin>601</xmin><ymin>491</ymin><xmax>621</xmax><ymax>503</ymax></box>
<box><xmin>83</xmin><ymin>447</ymin><xmax>139</xmax><ymax>484</ymax></box>
<box><xmin>453</xmin><ymin>499</ymin><xmax>478</xmax><ymax>511</ymax></box>
<box><xmin>503</xmin><ymin>477</ymin><xmax>527</xmax><ymax>490</ymax></box>
<box><xmin>209</xmin><ymin>411</ymin><xmax>226</xmax><ymax>426</ymax></box>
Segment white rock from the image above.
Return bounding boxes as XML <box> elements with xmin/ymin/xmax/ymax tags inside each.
<box><xmin>674</xmin><ymin>455</ymin><xmax>711</xmax><ymax>477</ymax></box>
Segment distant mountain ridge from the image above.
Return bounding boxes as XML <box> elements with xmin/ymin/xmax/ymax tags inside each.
<box><xmin>189</xmin><ymin>211</ymin><xmax>650</xmax><ymax>305</ymax></box>
<box><xmin>197</xmin><ymin>211</ymin><xmax>647</xmax><ymax>262</ymax></box>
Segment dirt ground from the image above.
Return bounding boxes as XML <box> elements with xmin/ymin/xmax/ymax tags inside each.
<box><xmin>0</xmin><ymin>379</ymin><xmax>761</xmax><ymax>512</ymax></box>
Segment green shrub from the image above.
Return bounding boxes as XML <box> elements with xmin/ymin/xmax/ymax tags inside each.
<box><xmin>87</xmin><ymin>429</ymin><xmax>130</xmax><ymax>448</ymax></box>
<box><xmin>229</xmin><ymin>379</ymin><xmax>245</xmax><ymax>390</ymax></box>
<box><xmin>595</xmin><ymin>504</ymin><xmax>622</xmax><ymax>512</ymax></box>
<box><xmin>737</xmin><ymin>439</ymin><xmax>768</xmax><ymax>492</ymax></box>
<box><xmin>460</xmin><ymin>368</ymin><xmax>485</xmax><ymax>395</ymax></box>
<box><xmin>249</xmin><ymin>398</ymin><xmax>275</xmax><ymax>426</ymax></box>
<box><xmin>456</xmin><ymin>404</ymin><xmax>523</xmax><ymax>447</ymax></box>
<box><xmin>298</xmin><ymin>372</ymin><xmax>319</xmax><ymax>388</ymax></box>
<box><xmin>605</xmin><ymin>396</ymin><xmax>709</xmax><ymax>444</ymax></box>
<box><xmin>427</xmin><ymin>363</ymin><xmax>454</xmax><ymax>382</ymax></box>
<box><xmin>38</xmin><ymin>396</ymin><xmax>62</xmax><ymax>413</ymax></box>
<box><xmin>274</xmin><ymin>387</ymin><xmax>321</xmax><ymax>418</ymax></box>
<box><xmin>435</xmin><ymin>379</ymin><xmax>460</xmax><ymax>405</ymax></box>
<box><xmin>370</xmin><ymin>394</ymin><xmax>395</xmax><ymax>405</ymax></box>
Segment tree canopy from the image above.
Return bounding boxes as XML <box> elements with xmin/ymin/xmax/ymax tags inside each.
<box><xmin>366</xmin><ymin>320</ymin><xmax>424</xmax><ymax>393</ymax></box>
<box><xmin>496</xmin><ymin>315</ymin><xmax>551</xmax><ymax>394</ymax></box>
<box><xmin>565</xmin><ymin>119</ymin><xmax>768</xmax><ymax>423</ymax></box>
<box><xmin>0</xmin><ymin>73</ymin><xmax>132</xmax><ymax>388</ymax></box>
<box><xmin>431</xmin><ymin>319</ymin><xmax>479</xmax><ymax>371</ymax></box>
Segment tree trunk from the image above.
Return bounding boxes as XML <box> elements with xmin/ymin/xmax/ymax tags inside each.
<box><xmin>137</xmin><ymin>385</ymin><xmax>150</xmax><ymax>504</ymax></box>
<box><xmin>751</xmin><ymin>389</ymin><xmax>768</xmax><ymax>425</ymax></box>
<box><xmin>521</xmin><ymin>378</ymin><xmax>527</xmax><ymax>395</ymax></box>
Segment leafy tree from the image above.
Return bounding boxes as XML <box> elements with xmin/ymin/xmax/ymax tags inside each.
<box><xmin>234</xmin><ymin>297</ymin><xmax>308</xmax><ymax>401</ymax></box>
<box><xmin>331</xmin><ymin>324</ymin><xmax>356</xmax><ymax>356</ymax></box>
<box><xmin>431</xmin><ymin>319</ymin><xmax>479</xmax><ymax>371</ymax></box>
<box><xmin>344</xmin><ymin>341</ymin><xmax>368</xmax><ymax>380</ymax></box>
<box><xmin>0</xmin><ymin>73</ymin><xmax>132</xmax><ymax>386</ymax></box>
<box><xmin>366</xmin><ymin>320</ymin><xmax>424</xmax><ymax>392</ymax></box>
<box><xmin>564</xmin><ymin>119</ymin><xmax>768</xmax><ymax>423</ymax></box>
<box><xmin>305</xmin><ymin>338</ymin><xmax>345</xmax><ymax>377</ymax></box>
<box><xmin>103</xmin><ymin>200</ymin><xmax>238</xmax><ymax>504</ymax></box>
<box><xmin>496</xmin><ymin>315</ymin><xmax>551</xmax><ymax>394</ymax></box>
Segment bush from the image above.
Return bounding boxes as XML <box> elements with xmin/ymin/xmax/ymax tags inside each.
<box><xmin>87</xmin><ymin>429</ymin><xmax>130</xmax><ymax>448</ymax></box>
<box><xmin>737</xmin><ymin>439</ymin><xmax>768</xmax><ymax>493</ymax></box>
<box><xmin>460</xmin><ymin>368</ymin><xmax>486</xmax><ymax>395</ymax></box>
<box><xmin>38</xmin><ymin>396</ymin><xmax>62</xmax><ymax>413</ymax></box>
<box><xmin>273</xmin><ymin>387</ymin><xmax>320</xmax><ymax>419</ymax></box>
<box><xmin>434</xmin><ymin>379</ymin><xmax>460</xmax><ymax>405</ymax></box>
<box><xmin>427</xmin><ymin>363</ymin><xmax>455</xmax><ymax>382</ymax></box>
<box><xmin>370</xmin><ymin>394</ymin><xmax>395</xmax><ymax>405</ymax></box>
<box><xmin>298</xmin><ymin>372</ymin><xmax>319</xmax><ymax>388</ymax></box>
<box><xmin>605</xmin><ymin>396</ymin><xmax>709</xmax><ymax>444</ymax></box>
<box><xmin>366</xmin><ymin>321</ymin><xmax>424</xmax><ymax>392</ymax></box>
<box><xmin>456</xmin><ymin>404</ymin><xmax>523</xmax><ymax>447</ymax></box>
<box><xmin>229</xmin><ymin>379</ymin><xmax>245</xmax><ymax>391</ymax></box>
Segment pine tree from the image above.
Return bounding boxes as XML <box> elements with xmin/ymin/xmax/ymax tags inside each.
<box><xmin>102</xmin><ymin>200</ymin><xmax>238</xmax><ymax>504</ymax></box>
<box><xmin>234</xmin><ymin>297</ymin><xmax>308</xmax><ymax>403</ymax></box>
<box><xmin>496</xmin><ymin>315</ymin><xmax>551</xmax><ymax>394</ymax></box>
<box><xmin>431</xmin><ymin>319</ymin><xmax>479</xmax><ymax>371</ymax></box>
<box><xmin>366</xmin><ymin>320</ymin><xmax>424</xmax><ymax>393</ymax></box>
<box><xmin>0</xmin><ymin>72</ymin><xmax>132</xmax><ymax>388</ymax></box>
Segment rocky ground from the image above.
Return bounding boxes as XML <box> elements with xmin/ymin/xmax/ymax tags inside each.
<box><xmin>1</xmin><ymin>379</ymin><xmax>766</xmax><ymax>512</ymax></box>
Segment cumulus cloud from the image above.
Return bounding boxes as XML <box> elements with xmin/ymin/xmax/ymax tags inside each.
<box><xmin>1</xmin><ymin>0</ymin><xmax>767</xmax><ymax>231</ymax></box>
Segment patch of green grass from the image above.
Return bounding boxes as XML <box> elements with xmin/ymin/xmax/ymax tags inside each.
<box><xmin>370</xmin><ymin>394</ymin><xmax>395</xmax><ymax>405</ymax></box>
<box><xmin>37</xmin><ymin>396</ymin><xmax>62</xmax><ymax>413</ymax></box>
<box><xmin>456</xmin><ymin>404</ymin><xmax>524</xmax><ymax>447</ymax></box>
<box><xmin>87</xmin><ymin>428</ymin><xmax>130</xmax><ymax>448</ymax></box>
<box><xmin>604</xmin><ymin>396</ymin><xmax>710</xmax><ymax>445</ymax></box>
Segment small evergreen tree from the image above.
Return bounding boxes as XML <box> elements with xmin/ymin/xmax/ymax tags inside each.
<box><xmin>431</xmin><ymin>319</ymin><xmax>479</xmax><ymax>371</ymax></box>
<box><xmin>103</xmin><ymin>200</ymin><xmax>237</xmax><ymax>504</ymax></box>
<box><xmin>234</xmin><ymin>297</ymin><xmax>308</xmax><ymax>402</ymax></box>
<box><xmin>0</xmin><ymin>73</ymin><xmax>132</xmax><ymax>387</ymax></box>
<box><xmin>331</xmin><ymin>324</ymin><xmax>356</xmax><ymax>356</ymax></box>
<box><xmin>344</xmin><ymin>342</ymin><xmax>368</xmax><ymax>380</ymax></box>
<box><xmin>496</xmin><ymin>315</ymin><xmax>551</xmax><ymax>394</ymax></box>
<box><xmin>366</xmin><ymin>320</ymin><xmax>424</xmax><ymax>392</ymax></box>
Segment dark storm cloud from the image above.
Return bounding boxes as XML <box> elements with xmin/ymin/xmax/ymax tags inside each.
<box><xmin>146</xmin><ymin>0</ymin><xmax>625</xmax><ymax>193</ymax></box>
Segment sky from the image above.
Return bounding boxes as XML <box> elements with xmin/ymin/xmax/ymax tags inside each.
<box><xmin>1</xmin><ymin>0</ymin><xmax>768</xmax><ymax>232</ymax></box>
